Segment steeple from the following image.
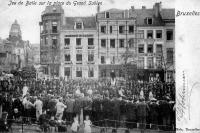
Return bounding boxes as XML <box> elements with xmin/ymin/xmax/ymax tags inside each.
<box><xmin>9</xmin><ymin>19</ymin><xmax>22</xmax><ymax>40</ymax></box>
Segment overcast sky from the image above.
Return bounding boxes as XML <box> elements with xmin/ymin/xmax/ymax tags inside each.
<box><xmin>0</xmin><ymin>0</ymin><xmax>174</xmax><ymax>44</ymax></box>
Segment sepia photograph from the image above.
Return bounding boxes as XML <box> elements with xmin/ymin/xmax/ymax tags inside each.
<box><xmin>0</xmin><ymin>0</ymin><xmax>176</xmax><ymax>132</ymax></box>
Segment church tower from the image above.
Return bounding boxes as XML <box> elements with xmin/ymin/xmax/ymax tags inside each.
<box><xmin>9</xmin><ymin>20</ymin><xmax>22</xmax><ymax>41</ymax></box>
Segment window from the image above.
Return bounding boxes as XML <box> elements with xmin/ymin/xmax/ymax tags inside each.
<box><xmin>156</xmin><ymin>30</ymin><xmax>162</xmax><ymax>39</ymax></box>
<box><xmin>76</xmin><ymin>54</ymin><xmax>82</xmax><ymax>61</ymax></box>
<box><xmin>138</xmin><ymin>57</ymin><xmax>144</xmax><ymax>69</ymax></box>
<box><xmin>128</xmin><ymin>38</ymin><xmax>134</xmax><ymax>48</ymax></box>
<box><xmin>76</xmin><ymin>67</ymin><xmax>82</xmax><ymax>77</ymax></box>
<box><xmin>119</xmin><ymin>39</ymin><xmax>124</xmax><ymax>48</ymax></box>
<box><xmin>106</xmin><ymin>12</ymin><xmax>110</xmax><ymax>18</ymax></box>
<box><xmin>110</xmin><ymin>26</ymin><xmax>112</xmax><ymax>33</ymax></box>
<box><xmin>167</xmin><ymin>48</ymin><xmax>174</xmax><ymax>64</ymax></box>
<box><xmin>88</xmin><ymin>38</ymin><xmax>94</xmax><ymax>45</ymax></box>
<box><xmin>138</xmin><ymin>44</ymin><xmax>144</xmax><ymax>53</ymax></box>
<box><xmin>129</xmin><ymin>25</ymin><xmax>134</xmax><ymax>33</ymax></box>
<box><xmin>137</xmin><ymin>30</ymin><xmax>144</xmax><ymax>39</ymax></box>
<box><xmin>111</xmin><ymin>56</ymin><xmax>115</xmax><ymax>64</ymax></box>
<box><xmin>147</xmin><ymin>44</ymin><xmax>153</xmax><ymax>53</ymax></box>
<box><xmin>65</xmin><ymin>54</ymin><xmax>70</xmax><ymax>61</ymax></box>
<box><xmin>101</xmin><ymin>56</ymin><xmax>105</xmax><ymax>64</ymax></box>
<box><xmin>88</xmin><ymin>67</ymin><xmax>94</xmax><ymax>77</ymax></box>
<box><xmin>147</xmin><ymin>30</ymin><xmax>153</xmax><ymax>39</ymax></box>
<box><xmin>52</xmin><ymin>36</ymin><xmax>57</xmax><ymax>49</ymax></box>
<box><xmin>52</xmin><ymin>21</ymin><xmax>57</xmax><ymax>33</ymax></box>
<box><xmin>101</xmin><ymin>39</ymin><xmax>106</xmax><ymax>48</ymax></box>
<box><xmin>147</xmin><ymin>57</ymin><xmax>154</xmax><ymax>68</ymax></box>
<box><xmin>44</xmin><ymin>36</ymin><xmax>48</xmax><ymax>45</ymax></box>
<box><xmin>166</xmin><ymin>29</ymin><xmax>173</xmax><ymax>41</ymax></box>
<box><xmin>64</xmin><ymin>67</ymin><xmax>70</xmax><ymax>77</ymax></box>
<box><xmin>76</xmin><ymin>22</ymin><xmax>82</xmax><ymax>29</ymax></box>
<box><xmin>156</xmin><ymin>44</ymin><xmax>162</xmax><ymax>53</ymax></box>
<box><xmin>101</xmin><ymin>26</ymin><xmax>106</xmax><ymax>33</ymax></box>
<box><xmin>76</xmin><ymin>38</ymin><xmax>81</xmax><ymax>46</ymax></box>
<box><xmin>88</xmin><ymin>54</ymin><xmax>94</xmax><ymax>62</ymax></box>
<box><xmin>101</xmin><ymin>69</ymin><xmax>106</xmax><ymax>77</ymax></box>
<box><xmin>119</xmin><ymin>25</ymin><xmax>125</xmax><ymax>34</ymax></box>
<box><xmin>44</xmin><ymin>21</ymin><xmax>48</xmax><ymax>31</ymax></box>
<box><xmin>146</xmin><ymin>18</ymin><xmax>153</xmax><ymax>25</ymax></box>
<box><xmin>64</xmin><ymin>38</ymin><xmax>70</xmax><ymax>46</ymax></box>
<box><xmin>156</xmin><ymin>57</ymin><xmax>162</xmax><ymax>69</ymax></box>
<box><xmin>110</xmin><ymin>39</ymin><xmax>115</xmax><ymax>48</ymax></box>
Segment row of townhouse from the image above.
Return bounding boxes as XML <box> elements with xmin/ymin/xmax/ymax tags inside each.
<box><xmin>39</xmin><ymin>2</ymin><xmax>175</xmax><ymax>82</ymax></box>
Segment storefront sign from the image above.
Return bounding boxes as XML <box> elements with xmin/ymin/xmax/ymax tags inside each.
<box><xmin>65</xmin><ymin>34</ymin><xmax>94</xmax><ymax>37</ymax></box>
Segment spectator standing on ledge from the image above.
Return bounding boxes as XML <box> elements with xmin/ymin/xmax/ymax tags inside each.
<box><xmin>34</xmin><ymin>96</ymin><xmax>43</xmax><ymax>122</ymax></box>
<box><xmin>56</xmin><ymin>97</ymin><xmax>67</xmax><ymax>120</ymax></box>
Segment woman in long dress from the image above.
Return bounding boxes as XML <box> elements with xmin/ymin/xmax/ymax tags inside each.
<box><xmin>84</xmin><ymin>115</ymin><xmax>92</xmax><ymax>133</ymax></box>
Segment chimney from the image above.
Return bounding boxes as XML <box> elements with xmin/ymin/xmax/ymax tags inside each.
<box><xmin>154</xmin><ymin>2</ymin><xmax>162</xmax><ymax>17</ymax></box>
<box><xmin>142</xmin><ymin>6</ymin><xmax>146</xmax><ymax>9</ymax></box>
<box><xmin>124</xmin><ymin>10</ymin><xmax>129</xmax><ymax>18</ymax></box>
<box><xmin>97</xmin><ymin>5</ymin><xmax>100</xmax><ymax>13</ymax></box>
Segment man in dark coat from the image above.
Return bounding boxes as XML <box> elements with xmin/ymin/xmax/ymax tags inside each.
<box><xmin>148</xmin><ymin>98</ymin><xmax>159</xmax><ymax>130</ymax></box>
<box><xmin>136</xmin><ymin>98</ymin><xmax>149</xmax><ymax>131</ymax></box>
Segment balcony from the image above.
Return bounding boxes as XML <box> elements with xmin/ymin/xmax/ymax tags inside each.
<box><xmin>64</xmin><ymin>46</ymin><xmax>70</xmax><ymax>49</ymax></box>
<box><xmin>76</xmin><ymin>61</ymin><xmax>82</xmax><ymax>64</ymax></box>
<box><xmin>76</xmin><ymin>46</ymin><xmax>83</xmax><ymax>49</ymax></box>
<box><xmin>65</xmin><ymin>61</ymin><xmax>72</xmax><ymax>64</ymax></box>
<box><xmin>88</xmin><ymin>45</ymin><xmax>95</xmax><ymax>49</ymax></box>
<box><xmin>144</xmin><ymin>38</ymin><xmax>155</xmax><ymax>44</ymax></box>
<box><xmin>41</xmin><ymin>30</ymin><xmax>48</xmax><ymax>34</ymax></box>
<box><xmin>147</xmin><ymin>65</ymin><xmax>154</xmax><ymax>69</ymax></box>
<box><xmin>87</xmin><ymin>61</ymin><xmax>95</xmax><ymax>64</ymax></box>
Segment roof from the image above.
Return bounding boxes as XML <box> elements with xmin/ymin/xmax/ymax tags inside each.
<box><xmin>97</xmin><ymin>8</ymin><xmax>127</xmax><ymax>20</ymax></box>
<box><xmin>101</xmin><ymin>8</ymin><xmax>124</xmax><ymax>13</ymax></box>
<box><xmin>42</xmin><ymin>5</ymin><xmax>64</xmax><ymax>15</ymax></box>
<box><xmin>63</xmin><ymin>16</ymin><xmax>96</xmax><ymax>30</ymax></box>
<box><xmin>160</xmin><ymin>9</ymin><xmax>175</xmax><ymax>20</ymax></box>
<box><xmin>130</xmin><ymin>9</ymin><xmax>165</xmax><ymax>26</ymax></box>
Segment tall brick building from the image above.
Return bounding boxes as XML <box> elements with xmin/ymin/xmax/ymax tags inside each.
<box><xmin>39</xmin><ymin>3</ymin><xmax>175</xmax><ymax>82</ymax></box>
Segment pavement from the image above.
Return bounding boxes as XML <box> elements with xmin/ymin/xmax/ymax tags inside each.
<box><xmin>10</xmin><ymin>124</ymin><xmax>175</xmax><ymax>133</ymax></box>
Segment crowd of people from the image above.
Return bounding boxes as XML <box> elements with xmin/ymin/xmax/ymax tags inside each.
<box><xmin>0</xmin><ymin>76</ymin><xmax>175</xmax><ymax>132</ymax></box>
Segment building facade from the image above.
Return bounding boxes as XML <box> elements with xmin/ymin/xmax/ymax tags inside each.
<box><xmin>0</xmin><ymin>20</ymin><xmax>31</xmax><ymax>72</ymax></box>
<box><xmin>131</xmin><ymin>3</ymin><xmax>175</xmax><ymax>82</ymax></box>
<box><xmin>8</xmin><ymin>20</ymin><xmax>30</xmax><ymax>69</ymax></box>
<box><xmin>60</xmin><ymin>17</ymin><xmax>98</xmax><ymax>79</ymax></box>
<box><xmin>40</xmin><ymin>3</ymin><xmax>175</xmax><ymax>82</ymax></box>
<box><xmin>96</xmin><ymin>8</ymin><xmax>137</xmax><ymax>80</ymax></box>
<box><xmin>39</xmin><ymin>5</ymin><xmax>64</xmax><ymax>78</ymax></box>
<box><xmin>0</xmin><ymin>38</ymin><xmax>18</xmax><ymax>72</ymax></box>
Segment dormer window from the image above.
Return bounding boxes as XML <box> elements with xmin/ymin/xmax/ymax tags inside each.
<box><xmin>75</xmin><ymin>22</ymin><xmax>83</xmax><ymax>29</ymax></box>
<box><xmin>106</xmin><ymin>12</ymin><xmax>110</xmax><ymax>18</ymax></box>
<box><xmin>146</xmin><ymin>17</ymin><xmax>153</xmax><ymax>25</ymax></box>
<box><xmin>52</xmin><ymin>21</ymin><xmax>58</xmax><ymax>33</ymax></box>
<box><xmin>53</xmin><ymin>7</ymin><xmax>56</xmax><ymax>12</ymax></box>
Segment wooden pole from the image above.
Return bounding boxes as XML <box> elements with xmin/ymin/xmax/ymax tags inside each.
<box><xmin>0</xmin><ymin>104</ymin><xmax>2</xmax><ymax>118</ymax></box>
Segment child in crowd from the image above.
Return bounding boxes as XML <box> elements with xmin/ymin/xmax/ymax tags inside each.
<box><xmin>84</xmin><ymin>115</ymin><xmax>92</xmax><ymax>133</ymax></box>
<box><xmin>49</xmin><ymin>116</ymin><xmax>57</xmax><ymax>133</ymax></box>
<box><xmin>71</xmin><ymin>115</ymin><xmax>80</xmax><ymax>133</ymax></box>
